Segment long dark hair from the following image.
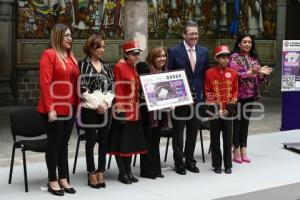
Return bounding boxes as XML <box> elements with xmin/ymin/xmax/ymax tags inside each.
<box><xmin>232</xmin><ymin>33</ymin><xmax>259</xmax><ymax>60</ymax></box>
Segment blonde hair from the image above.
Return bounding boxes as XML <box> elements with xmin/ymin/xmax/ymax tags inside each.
<box><xmin>50</xmin><ymin>23</ymin><xmax>77</xmax><ymax>69</ymax></box>
<box><xmin>146</xmin><ymin>47</ymin><xmax>168</xmax><ymax>73</ymax></box>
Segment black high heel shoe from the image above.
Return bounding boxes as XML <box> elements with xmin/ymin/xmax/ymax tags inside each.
<box><xmin>60</xmin><ymin>185</ymin><xmax>76</xmax><ymax>194</ymax></box>
<box><xmin>88</xmin><ymin>173</ymin><xmax>102</xmax><ymax>189</ymax></box>
<box><xmin>88</xmin><ymin>179</ymin><xmax>102</xmax><ymax>188</ymax></box>
<box><xmin>97</xmin><ymin>182</ymin><xmax>106</xmax><ymax>188</ymax></box>
<box><xmin>96</xmin><ymin>170</ymin><xmax>106</xmax><ymax>188</ymax></box>
<box><xmin>47</xmin><ymin>183</ymin><xmax>64</xmax><ymax>196</ymax></box>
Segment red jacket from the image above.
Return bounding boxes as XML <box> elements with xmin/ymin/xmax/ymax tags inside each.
<box><xmin>204</xmin><ymin>66</ymin><xmax>238</xmax><ymax>110</ymax></box>
<box><xmin>114</xmin><ymin>61</ymin><xmax>140</xmax><ymax>121</ymax></box>
<box><xmin>37</xmin><ymin>48</ymin><xmax>79</xmax><ymax>115</ymax></box>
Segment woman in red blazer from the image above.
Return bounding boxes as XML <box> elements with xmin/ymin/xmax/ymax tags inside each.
<box><xmin>37</xmin><ymin>23</ymin><xmax>79</xmax><ymax>196</ymax></box>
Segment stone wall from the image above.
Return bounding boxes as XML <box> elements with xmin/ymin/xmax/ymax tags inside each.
<box><xmin>17</xmin><ymin>69</ymin><xmax>39</xmax><ymax>105</ymax></box>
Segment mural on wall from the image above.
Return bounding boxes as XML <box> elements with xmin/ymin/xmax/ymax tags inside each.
<box><xmin>17</xmin><ymin>0</ymin><xmax>277</xmax><ymax>39</ymax></box>
<box><xmin>17</xmin><ymin>0</ymin><xmax>125</xmax><ymax>39</ymax></box>
<box><xmin>147</xmin><ymin>0</ymin><xmax>277</xmax><ymax>39</ymax></box>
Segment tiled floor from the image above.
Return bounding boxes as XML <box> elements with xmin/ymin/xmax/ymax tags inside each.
<box><xmin>0</xmin><ymin>130</ymin><xmax>300</xmax><ymax>200</ymax></box>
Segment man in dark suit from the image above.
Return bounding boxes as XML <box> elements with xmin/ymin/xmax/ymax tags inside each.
<box><xmin>167</xmin><ymin>21</ymin><xmax>209</xmax><ymax>175</ymax></box>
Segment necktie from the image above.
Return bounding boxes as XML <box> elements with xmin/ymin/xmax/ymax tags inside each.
<box><xmin>189</xmin><ymin>48</ymin><xmax>196</xmax><ymax>72</ymax></box>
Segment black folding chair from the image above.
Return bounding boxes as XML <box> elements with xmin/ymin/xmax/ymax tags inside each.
<box><xmin>132</xmin><ymin>127</ymin><xmax>173</xmax><ymax>166</ymax></box>
<box><xmin>131</xmin><ymin>127</ymin><xmax>173</xmax><ymax>167</ymax></box>
<box><xmin>107</xmin><ymin>154</ymin><xmax>112</xmax><ymax>169</ymax></box>
<box><xmin>199</xmin><ymin>120</ymin><xmax>210</xmax><ymax>163</ymax></box>
<box><xmin>108</xmin><ymin>127</ymin><xmax>173</xmax><ymax>168</ymax></box>
<box><xmin>161</xmin><ymin>121</ymin><xmax>210</xmax><ymax>163</ymax></box>
<box><xmin>72</xmin><ymin>120</ymin><xmax>86</xmax><ymax>174</ymax></box>
<box><xmin>160</xmin><ymin>128</ymin><xmax>173</xmax><ymax>162</ymax></box>
<box><xmin>73</xmin><ymin>120</ymin><xmax>112</xmax><ymax>172</ymax></box>
<box><xmin>8</xmin><ymin>106</ymin><xmax>47</xmax><ymax>192</ymax></box>
<box><xmin>107</xmin><ymin>154</ymin><xmax>138</xmax><ymax>168</ymax></box>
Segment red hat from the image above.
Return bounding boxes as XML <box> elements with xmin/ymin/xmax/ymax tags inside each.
<box><xmin>122</xmin><ymin>41</ymin><xmax>142</xmax><ymax>53</ymax></box>
<box><xmin>214</xmin><ymin>45</ymin><xmax>231</xmax><ymax>57</ymax></box>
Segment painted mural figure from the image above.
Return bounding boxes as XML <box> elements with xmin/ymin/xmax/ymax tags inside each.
<box><xmin>218</xmin><ymin>0</ymin><xmax>227</xmax><ymax>37</ymax></box>
<box><xmin>262</xmin><ymin>0</ymin><xmax>276</xmax><ymax>39</ymax></box>
<box><xmin>167</xmin><ymin>9</ymin><xmax>181</xmax><ymax>38</ymax></box>
<box><xmin>200</xmin><ymin>0</ymin><xmax>216</xmax><ymax>37</ymax></box>
<box><xmin>114</xmin><ymin>0</ymin><xmax>125</xmax><ymax>38</ymax></box>
<box><xmin>229</xmin><ymin>0</ymin><xmax>240</xmax><ymax>37</ymax></box>
<box><xmin>170</xmin><ymin>0</ymin><xmax>177</xmax><ymax>9</ymax></box>
<box><xmin>101</xmin><ymin>0</ymin><xmax>116</xmax><ymax>37</ymax></box>
<box><xmin>242</xmin><ymin>0</ymin><xmax>264</xmax><ymax>38</ymax></box>
<box><xmin>183</xmin><ymin>0</ymin><xmax>195</xmax><ymax>22</ymax></box>
<box><xmin>156</xmin><ymin>0</ymin><xmax>168</xmax><ymax>38</ymax></box>
<box><xmin>88</xmin><ymin>0</ymin><xmax>102</xmax><ymax>33</ymax></box>
<box><xmin>148</xmin><ymin>0</ymin><xmax>159</xmax><ymax>36</ymax></box>
<box><xmin>18</xmin><ymin>7</ymin><xmax>35</xmax><ymax>38</ymax></box>
<box><xmin>16</xmin><ymin>0</ymin><xmax>277</xmax><ymax>40</ymax></box>
<box><xmin>41</xmin><ymin>0</ymin><xmax>66</xmax><ymax>11</ymax></box>
<box><xmin>194</xmin><ymin>0</ymin><xmax>202</xmax><ymax>23</ymax></box>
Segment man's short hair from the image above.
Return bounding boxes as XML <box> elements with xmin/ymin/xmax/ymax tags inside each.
<box><xmin>183</xmin><ymin>21</ymin><xmax>198</xmax><ymax>34</ymax></box>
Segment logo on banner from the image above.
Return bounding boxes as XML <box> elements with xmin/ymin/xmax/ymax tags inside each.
<box><xmin>284</xmin><ymin>52</ymin><xmax>300</xmax><ymax>67</ymax></box>
<box><xmin>284</xmin><ymin>41</ymin><xmax>289</xmax><ymax>48</ymax></box>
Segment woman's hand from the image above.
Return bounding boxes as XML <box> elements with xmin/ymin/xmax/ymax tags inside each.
<box><xmin>247</xmin><ymin>65</ymin><xmax>260</xmax><ymax>76</ymax></box>
<box><xmin>96</xmin><ymin>102</ymin><xmax>108</xmax><ymax>114</ymax></box>
<box><xmin>259</xmin><ymin>65</ymin><xmax>273</xmax><ymax>75</ymax></box>
<box><xmin>246</xmin><ymin>68</ymin><xmax>255</xmax><ymax>76</ymax></box>
<box><xmin>48</xmin><ymin>110</ymin><xmax>57</xmax><ymax>122</ymax></box>
<box><xmin>219</xmin><ymin>109</ymin><xmax>229</xmax><ymax>117</ymax></box>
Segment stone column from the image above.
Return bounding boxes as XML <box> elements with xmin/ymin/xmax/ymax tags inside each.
<box><xmin>124</xmin><ymin>0</ymin><xmax>148</xmax><ymax>61</ymax></box>
<box><xmin>0</xmin><ymin>0</ymin><xmax>16</xmax><ymax>105</ymax></box>
<box><xmin>0</xmin><ymin>0</ymin><xmax>14</xmax><ymax>77</ymax></box>
<box><xmin>271</xmin><ymin>0</ymin><xmax>286</xmax><ymax>97</ymax></box>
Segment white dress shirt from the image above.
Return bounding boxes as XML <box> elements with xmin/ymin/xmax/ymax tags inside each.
<box><xmin>183</xmin><ymin>40</ymin><xmax>197</xmax><ymax>64</ymax></box>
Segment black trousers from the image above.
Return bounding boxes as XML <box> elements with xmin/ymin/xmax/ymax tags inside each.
<box><xmin>81</xmin><ymin>107</ymin><xmax>111</xmax><ymax>173</ymax></box>
<box><xmin>210</xmin><ymin>118</ymin><xmax>233</xmax><ymax>169</ymax></box>
<box><xmin>233</xmin><ymin>98</ymin><xmax>254</xmax><ymax>149</ymax></box>
<box><xmin>44</xmin><ymin>114</ymin><xmax>75</xmax><ymax>182</ymax></box>
<box><xmin>115</xmin><ymin>156</ymin><xmax>132</xmax><ymax>175</ymax></box>
<box><xmin>140</xmin><ymin>126</ymin><xmax>162</xmax><ymax>177</ymax></box>
<box><xmin>171</xmin><ymin>105</ymin><xmax>200</xmax><ymax>168</ymax></box>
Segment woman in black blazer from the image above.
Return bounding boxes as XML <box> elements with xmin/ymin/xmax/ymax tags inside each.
<box><xmin>138</xmin><ymin>47</ymin><xmax>170</xmax><ymax>179</ymax></box>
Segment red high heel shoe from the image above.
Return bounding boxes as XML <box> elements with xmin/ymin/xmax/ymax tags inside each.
<box><xmin>241</xmin><ymin>155</ymin><xmax>251</xmax><ymax>163</ymax></box>
<box><xmin>241</xmin><ymin>148</ymin><xmax>251</xmax><ymax>163</ymax></box>
<box><xmin>233</xmin><ymin>155</ymin><xmax>243</xmax><ymax>163</ymax></box>
<box><xmin>233</xmin><ymin>148</ymin><xmax>242</xmax><ymax>164</ymax></box>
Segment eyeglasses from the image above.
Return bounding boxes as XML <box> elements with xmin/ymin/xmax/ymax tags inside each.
<box><xmin>64</xmin><ymin>34</ymin><xmax>72</xmax><ymax>38</ymax></box>
<box><xmin>186</xmin><ymin>33</ymin><xmax>199</xmax><ymax>37</ymax></box>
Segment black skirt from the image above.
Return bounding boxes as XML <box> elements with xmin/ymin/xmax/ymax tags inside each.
<box><xmin>108</xmin><ymin>119</ymin><xmax>147</xmax><ymax>157</ymax></box>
